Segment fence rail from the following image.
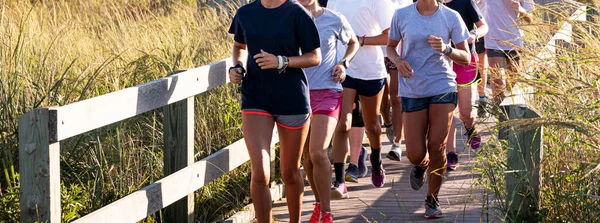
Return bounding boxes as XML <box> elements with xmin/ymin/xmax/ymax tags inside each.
<box><xmin>18</xmin><ymin>56</ymin><xmax>282</xmax><ymax>223</ymax></box>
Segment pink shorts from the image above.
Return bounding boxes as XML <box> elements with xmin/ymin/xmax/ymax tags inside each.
<box><xmin>454</xmin><ymin>53</ymin><xmax>480</xmax><ymax>87</ymax></box>
<box><xmin>310</xmin><ymin>89</ymin><xmax>342</xmax><ymax>119</ymax></box>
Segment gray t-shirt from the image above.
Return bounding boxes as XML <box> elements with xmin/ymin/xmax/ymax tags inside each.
<box><xmin>483</xmin><ymin>0</ymin><xmax>535</xmax><ymax>50</ymax></box>
<box><xmin>389</xmin><ymin>4</ymin><xmax>469</xmax><ymax>98</ymax></box>
<box><xmin>305</xmin><ymin>9</ymin><xmax>354</xmax><ymax>91</ymax></box>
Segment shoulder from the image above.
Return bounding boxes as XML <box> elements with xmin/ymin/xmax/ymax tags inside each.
<box><xmin>323</xmin><ymin>8</ymin><xmax>344</xmax><ymax>23</ymax></box>
<box><xmin>287</xmin><ymin>0</ymin><xmax>313</xmax><ymax>17</ymax></box>
<box><xmin>236</xmin><ymin>1</ymin><xmax>259</xmax><ymax>14</ymax></box>
<box><xmin>440</xmin><ymin>4</ymin><xmax>462</xmax><ymax>19</ymax></box>
<box><xmin>394</xmin><ymin>3</ymin><xmax>413</xmax><ymax>17</ymax></box>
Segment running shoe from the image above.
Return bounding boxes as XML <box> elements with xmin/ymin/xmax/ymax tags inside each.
<box><xmin>410</xmin><ymin>165</ymin><xmax>427</xmax><ymax>190</ymax></box>
<box><xmin>330</xmin><ymin>181</ymin><xmax>349</xmax><ymax>199</ymax></box>
<box><xmin>466</xmin><ymin>126</ymin><xmax>481</xmax><ymax>150</ymax></box>
<box><xmin>371</xmin><ymin>161</ymin><xmax>386</xmax><ymax>188</ymax></box>
<box><xmin>310</xmin><ymin>203</ymin><xmax>321</xmax><ymax>223</ymax></box>
<box><xmin>358</xmin><ymin>147</ymin><xmax>368</xmax><ymax>178</ymax></box>
<box><xmin>446</xmin><ymin>152</ymin><xmax>458</xmax><ymax>171</ymax></box>
<box><xmin>424</xmin><ymin>195</ymin><xmax>443</xmax><ymax>219</ymax></box>
<box><xmin>384</xmin><ymin>123</ymin><xmax>394</xmax><ymax>144</ymax></box>
<box><xmin>386</xmin><ymin>143</ymin><xmax>401</xmax><ymax>161</ymax></box>
<box><xmin>345</xmin><ymin>164</ymin><xmax>359</xmax><ymax>183</ymax></box>
<box><xmin>321</xmin><ymin>212</ymin><xmax>333</xmax><ymax>223</ymax></box>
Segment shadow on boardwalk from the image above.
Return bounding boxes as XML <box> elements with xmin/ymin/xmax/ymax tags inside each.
<box><xmin>272</xmin><ymin>115</ymin><xmax>500</xmax><ymax>223</ymax></box>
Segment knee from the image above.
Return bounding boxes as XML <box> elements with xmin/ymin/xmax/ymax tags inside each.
<box><xmin>281</xmin><ymin>168</ymin><xmax>301</xmax><ymax>185</ymax></box>
<box><xmin>303</xmin><ymin>157</ymin><xmax>314</xmax><ymax>171</ymax></box>
<box><xmin>309</xmin><ymin>150</ymin><xmax>330</xmax><ymax>167</ymax></box>
<box><xmin>251</xmin><ymin>167</ymin><xmax>269</xmax><ymax>187</ymax></box>
<box><xmin>335</xmin><ymin>121</ymin><xmax>351</xmax><ymax>134</ymax></box>
<box><xmin>406</xmin><ymin>151</ymin><xmax>425</xmax><ymax>165</ymax></box>
<box><xmin>365</xmin><ymin>124</ymin><xmax>381</xmax><ymax>136</ymax></box>
<box><xmin>459</xmin><ymin>108</ymin><xmax>473</xmax><ymax>121</ymax></box>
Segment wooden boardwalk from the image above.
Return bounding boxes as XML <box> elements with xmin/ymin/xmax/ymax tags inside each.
<box><xmin>273</xmin><ymin>115</ymin><xmax>497</xmax><ymax>223</ymax></box>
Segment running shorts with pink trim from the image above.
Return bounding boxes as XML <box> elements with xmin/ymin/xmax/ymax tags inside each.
<box><xmin>310</xmin><ymin>89</ymin><xmax>342</xmax><ymax>119</ymax></box>
<box><xmin>241</xmin><ymin>109</ymin><xmax>310</xmax><ymax>130</ymax></box>
<box><xmin>453</xmin><ymin>53</ymin><xmax>479</xmax><ymax>87</ymax></box>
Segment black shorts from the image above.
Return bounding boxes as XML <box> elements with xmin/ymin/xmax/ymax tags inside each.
<box><xmin>351</xmin><ymin>95</ymin><xmax>364</xmax><ymax>127</ymax></box>
<box><xmin>475</xmin><ymin>38</ymin><xmax>486</xmax><ymax>55</ymax></box>
<box><xmin>342</xmin><ymin>75</ymin><xmax>386</xmax><ymax>97</ymax></box>
<box><xmin>487</xmin><ymin>49</ymin><xmax>520</xmax><ymax>62</ymax></box>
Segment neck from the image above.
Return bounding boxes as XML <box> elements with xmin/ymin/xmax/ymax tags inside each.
<box><xmin>416</xmin><ymin>0</ymin><xmax>439</xmax><ymax>15</ymax></box>
<box><xmin>305</xmin><ymin>2</ymin><xmax>322</xmax><ymax>17</ymax></box>
<box><xmin>261</xmin><ymin>0</ymin><xmax>286</xmax><ymax>8</ymax></box>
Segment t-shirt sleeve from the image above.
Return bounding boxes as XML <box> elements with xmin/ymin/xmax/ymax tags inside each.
<box><xmin>388</xmin><ymin>12</ymin><xmax>402</xmax><ymax>41</ymax></box>
<box><xmin>228</xmin><ymin>11</ymin><xmax>245</xmax><ymax>44</ymax></box>
<box><xmin>373</xmin><ymin>0</ymin><xmax>396</xmax><ymax>31</ymax></box>
<box><xmin>294</xmin><ymin>8</ymin><xmax>321</xmax><ymax>54</ymax></box>
<box><xmin>467</xmin><ymin>0</ymin><xmax>483</xmax><ymax>26</ymax></box>
<box><xmin>521</xmin><ymin>0</ymin><xmax>535</xmax><ymax>12</ymax></box>
<box><xmin>336</xmin><ymin>14</ymin><xmax>355</xmax><ymax>45</ymax></box>
<box><xmin>450</xmin><ymin>11</ymin><xmax>470</xmax><ymax>45</ymax></box>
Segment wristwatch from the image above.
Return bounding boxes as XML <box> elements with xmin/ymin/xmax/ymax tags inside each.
<box><xmin>339</xmin><ymin>59</ymin><xmax>349</xmax><ymax>69</ymax></box>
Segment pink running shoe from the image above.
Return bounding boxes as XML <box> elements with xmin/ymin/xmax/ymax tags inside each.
<box><xmin>309</xmin><ymin>203</ymin><xmax>321</xmax><ymax>223</ymax></box>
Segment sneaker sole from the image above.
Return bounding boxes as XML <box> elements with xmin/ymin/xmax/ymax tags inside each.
<box><xmin>345</xmin><ymin>174</ymin><xmax>359</xmax><ymax>183</ymax></box>
<box><xmin>330</xmin><ymin>191</ymin><xmax>349</xmax><ymax>200</ymax></box>
<box><xmin>386</xmin><ymin>152</ymin><xmax>401</xmax><ymax>161</ymax></box>
<box><xmin>447</xmin><ymin>165</ymin><xmax>457</xmax><ymax>171</ymax></box>
<box><xmin>424</xmin><ymin>214</ymin><xmax>442</xmax><ymax>219</ymax></box>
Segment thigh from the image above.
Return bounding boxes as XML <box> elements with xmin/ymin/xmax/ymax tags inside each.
<box><xmin>457</xmin><ymin>86</ymin><xmax>473</xmax><ymax>113</ymax></box>
<box><xmin>309</xmin><ymin>115</ymin><xmax>338</xmax><ymax>153</ymax></box>
<box><xmin>403</xmin><ymin>109</ymin><xmax>429</xmax><ymax>153</ymax></box>
<box><xmin>242</xmin><ymin>113</ymin><xmax>276</xmax><ymax>171</ymax></box>
<box><xmin>278</xmin><ymin>123</ymin><xmax>310</xmax><ymax>171</ymax></box>
<box><xmin>427</xmin><ymin>103</ymin><xmax>456</xmax><ymax>153</ymax></box>
<box><xmin>338</xmin><ymin>88</ymin><xmax>357</xmax><ymax>131</ymax></box>
<box><xmin>359</xmin><ymin>87</ymin><xmax>384</xmax><ymax>126</ymax></box>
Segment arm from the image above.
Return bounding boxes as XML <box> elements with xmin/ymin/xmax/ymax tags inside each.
<box><xmin>332</xmin><ymin>35</ymin><xmax>360</xmax><ymax>82</ymax></box>
<box><xmin>473</xmin><ymin>19</ymin><xmax>489</xmax><ymax>39</ymax></box>
<box><xmin>387</xmin><ymin>38</ymin><xmax>414</xmax><ymax>78</ymax></box>
<box><xmin>360</xmin><ymin>28</ymin><xmax>391</xmax><ymax>46</ymax></box>
<box><xmin>447</xmin><ymin>41</ymin><xmax>472</xmax><ymax>66</ymax></box>
<box><xmin>229</xmin><ymin>41</ymin><xmax>247</xmax><ymax>84</ymax></box>
<box><xmin>511</xmin><ymin>1</ymin><xmax>533</xmax><ymax>24</ymax></box>
<box><xmin>343</xmin><ymin>35</ymin><xmax>360</xmax><ymax>62</ymax></box>
<box><xmin>289</xmin><ymin>49</ymin><xmax>321</xmax><ymax>68</ymax></box>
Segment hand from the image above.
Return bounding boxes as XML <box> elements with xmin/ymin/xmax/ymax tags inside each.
<box><xmin>394</xmin><ymin>58</ymin><xmax>414</xmax><ymax>78</ymax></box>
<box><xmin>253</xmin><ymin>49</ymin><xmax>278</xmax><ymax>69</ymax></box>
<box><xmin>510</xmin><ymin>0</ymin><xmax>520</xmax><ymax>12</ymax></box>
<box><xmin>332</xmin><ymin>64</ymin><xmax>346</xmax><ymax>82</ymax></box>
<box><xmin>229</xmin><ymin>67</ymin><xmax>243</xmax><ymax>84</ymax></box>
<box><xmin>467</xmin><ymin>33</ymin><xmax>477</xmax><ymax>44</ymax></box>
<box><xmin>428</xmin><ymin>35</ymin><xmax>446</xmax><ymax>53</ymax></box>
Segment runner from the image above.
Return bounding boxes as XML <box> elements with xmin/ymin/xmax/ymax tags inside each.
<box><xmin>228</xmin><ymin>0</ymin><xmax>321</xmax><ymax>222</ymax></box>
<box><xmin>484</xmin><ymin>0</ymin><xmax>534</xmax><ymax>106</ymax></box>
<box><xmin>383</xmin><ymin>0</ymin><xmax>413</xmax><ymax>162</ymax></box>
<box><xmin>344</xmin><ymin>95</ymin><xmax>369</xmax><ymax>184</ymax></box>
<box><xmin>327</xmin><ymin>0</ymin><xmax>396</xmax><ymax>197</ymax></box>
<box><xmin>475</xmin><ymin>0</ymin><xmax>489</xmax><ymax>118</ymax></box>
<box><xmin>443</xmin><ymin>0</ymin><xmax>488</xmax><ymax>170</ymax></box>
<box><xmin>387</xmin><ymin>0</ymin><xmax>471</xmax><ymax>218</ymax></box>
<box><xmin>298</xmin><ymin>0</ymin><xmax>359</xmax><ymax>221</ymax></box>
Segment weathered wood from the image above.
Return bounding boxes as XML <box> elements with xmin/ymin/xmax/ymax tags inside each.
<box><xmin>501</xmin><ymin>104</ymin><xmax>543</xmax><ymax>223</ymax></box>
<box><xmin>163</xmin><ymin>97</ymin><xmax>195</xmax><ymax>223</ymax></box>
<box><xmin>73</xmin><ymin>129</ymin><xmax>279</xmax><ymax>223</ymax></box>
<box><xmin>53</xmin><ymin>58</ymin><xmax>232</xmax><ymax>141</ymax></box>
<box><xmin>19</xmin><ymin>108</ymin><xmax>61</xmax><ymax>223</ymax></box>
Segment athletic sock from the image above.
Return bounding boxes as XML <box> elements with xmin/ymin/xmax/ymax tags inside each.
<box><xmin>370</xmin><ymin>148</ymin><xmax>381</xmax><ymax>166</ymax></box>
<box><xmin>479</xmin><ymin>96</ymin><xmax>487</xmax><ymax>102</ymax></box>
<box><xmin>334</xmin><ymin>163</ymin><xmax>344</xmax><ymax>183</ymax></box>
<box><xmin>384</xmin><ymin>123</ymin><xmax>393</xmax><ymax>128</ymax></box>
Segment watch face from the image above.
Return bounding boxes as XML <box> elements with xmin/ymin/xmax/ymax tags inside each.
<box><xmin>343</xmin><ymin>60</ymin><xmax>349</xmax><ymax>68</ymax></box>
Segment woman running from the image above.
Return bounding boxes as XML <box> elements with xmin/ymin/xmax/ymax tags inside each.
<box><xmin>298</xmin><ymin>0</ymin><xmax>359</xmax><ymax>221</ymax></box>
<box><xmin>327</xmin><ymin>0</ymin><xmax>396</xmax><ymax>197</ymax></box>
<box><xmin>387</xmin><ymin>0</ymin><xmax>471</xmax><ymax>218</ymax></box>
<box><xmin>475</xmin><ymin>0</ymin><xmax>489</xmax><ymax>118</ymax></box>
<box><xmin>228</xmin><ymin>0</ymin><xmax>321</xmax><ymax>222</ymax></box>
<box><xmin>484</xmin><ymin>0</ymin><xmax>534</xmax><ymax>106</ymax></box>
<box><xmin>443</xmin><ymin>0</ymin><xmax>488</xmax><ymax>170</ymax></box>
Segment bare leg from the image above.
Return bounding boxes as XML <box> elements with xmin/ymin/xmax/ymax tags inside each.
<box><xmin>403</xmin><ymin>109</ymin><xmax>430</xmax><ymax>166</ymax></box>
<box><xmin>332</xmin><ymin>89</ymin><xmax>357</xmax><ymax>164</ymax></box>
<box><xmin>381</xmin><ymin>76</ymin><xmax>392</xmax><ymax>125</ymax></box>
<box><xmin>278</xmin><ymin>123</ymin><xmax>310</xmax><ymax>223</ymax></box>
<box><xmin>242</xmin><ymin>114</ymin><xmax>275</xmax><ymax>223</ymax></box>
<box><xmin>426</xmin><ymin>103</ymin><xmax>455</xmax><ymax>198</ymax></box>
<box><xmin>305</xmin><ymin>115</ymin><xmax>337</xmax><ymax>212</ymax></box>
<box><xmin>446</xmin><ymin>115</ymin><xmax>457</xmax><ymax>153</ymax></box>
<box><xmin>348</xmin><ymin>127</ymin><xmax>365</xmax><ymax>164</ymax></box>
<box><xmin>477</xmin><ymin>51</ymin><xmax>488</xmax><ymax>98</ymax></box>
<box><xmin>359</xmin><ymin>90</ymin><xmax>384</xmax><ymax>151</ymax></box>
<box><xmin>389</xmin><ymin>69</ymin><xmax>403</xmax><ymax>144</ymax></box>
<box><xmin>488</xmin><ymin>56</ymin><xmax>507</xmax><ymax>106</ymax></box>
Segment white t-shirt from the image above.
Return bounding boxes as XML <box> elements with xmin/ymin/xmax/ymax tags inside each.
<box><xmin>381</xmin><ymin>0</ymin><xmax>413</xmax><ymax>57</ymax></box>
<box><xmin>483</xmin><ymin>0</ymin><xmax>535</xmax><ymax>50</ymax></box>
<box><xmin>328</xmin><ymin>0</ymin><xmax>396</xmax><ymax>80</ymax></box>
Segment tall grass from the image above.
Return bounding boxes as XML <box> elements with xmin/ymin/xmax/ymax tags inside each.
<box><xmin>475</xmin><ymin>3</ymin><xmax>600</xmax><ymax>222</ymax></box>
<box><xmin>0</xmin><ymin>0</ymin><xmax>254</xmax><ymax>222</ymax></box>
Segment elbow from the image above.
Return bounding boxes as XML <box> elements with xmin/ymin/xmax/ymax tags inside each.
<box><xmin>311</xmin><ymin>54</ymin><xmax>321</xmax><ymax>67</ymax></box>
<box><xmin>456</xmin><ymin>56</ymin><xmax>471</xmax><ymax>66</ymax></box>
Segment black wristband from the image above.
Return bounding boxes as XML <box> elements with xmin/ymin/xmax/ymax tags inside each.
<box><xmin>229</xmin><ymin>63</ymin><xmax>246</xmax><ymax>75</ymax></box>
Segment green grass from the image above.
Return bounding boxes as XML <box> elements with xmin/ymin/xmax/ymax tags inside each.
<box><xmin>475</xmin><ymin>3</ymin><xmax>600</xmax><ymax>222</ymax></box>
<box><xmin>0</xmin><ymin>0</ymin><xmax>258</xmax><ymax>222</ymax></box>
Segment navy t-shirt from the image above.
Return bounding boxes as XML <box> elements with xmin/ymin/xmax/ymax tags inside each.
<box><xmin>229</xmin><ymin>0</ymin><xmax>321</xmax><ymax>115</ymax></box>
<box><xmin>445</xmin><ymin>0</ymin><xmax>483</xmax><ymax>52</ymax></box>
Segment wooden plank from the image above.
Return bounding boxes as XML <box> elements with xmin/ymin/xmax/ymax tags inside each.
<box><xmin>19</xmin><ymin>108</ymin><xmax>61</xmax><ymax>223</ymax></box>
<box><xmin>501</xmin><ymin>104</ymin><xmax>543</xmax><ymax>222</ymax></box>
<box><xmin>73</xmin><ymin>129</ymin><xmax>279</xmax><ymax>223</ymax></box>
<box><xmin>163</xmin><ymin>97</ymin><xmax>195</xmax><ymax>223</ymax></box>
<box><xmin>53</xmin><ymin>58</ymin><xmax>233</xmax><ymax>141</ymax></box>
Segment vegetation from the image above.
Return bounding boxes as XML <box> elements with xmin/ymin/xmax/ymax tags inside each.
<box><xmin>475</xmin><ymin>2</ymin><xmax>600</xmax><ymax>222</ymax></box>
<box><xmin>0</xmin><ymin>0</ymin><xmax>253</xmax><ymax>222</ymax></box>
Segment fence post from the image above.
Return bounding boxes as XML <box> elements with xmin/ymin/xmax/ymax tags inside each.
<box><xmin>19</xmin><ymin>108</ymin><xmax>61</xmax><ymax>222</ymax></box>
<box><xmin>500</xmin><ymin>104</ymin><xmax>543</xmax><ymax>222</ymax></box>
<box><xmin>163</xmin><ymin>97</ymin><xmax>195</xmax><ymax>223</ymax></box>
